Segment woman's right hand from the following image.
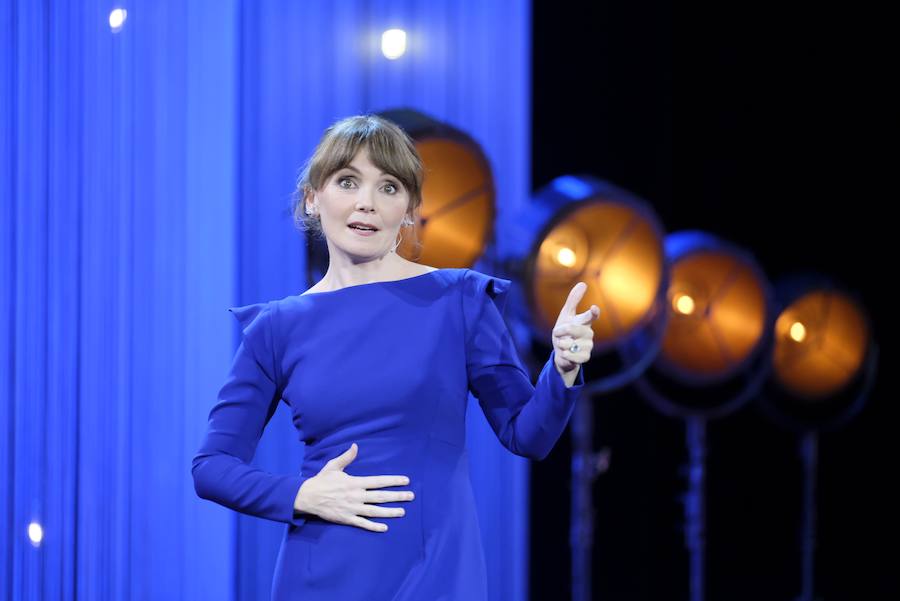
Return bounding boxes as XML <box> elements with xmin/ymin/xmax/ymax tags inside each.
<box><xmin>293</xmin><ymin>442</ymin><xmax>415</xmax><ymax>532</ymax></box>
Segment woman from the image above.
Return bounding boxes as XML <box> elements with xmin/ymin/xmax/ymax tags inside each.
<box><xmin>191</xmin><ymin>114</ymin><xmax>600</xmax><ymax>600</ymax></box>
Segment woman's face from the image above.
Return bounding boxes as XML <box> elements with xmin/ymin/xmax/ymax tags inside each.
<box><xmin>309</xmin><ymin>147</ymin><xmax>410</xmax><ymax>261</ymax></box>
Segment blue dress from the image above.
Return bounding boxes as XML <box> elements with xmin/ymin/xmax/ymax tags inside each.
<box><xmin>192</xmin><ymin>267</ymin><xmax>585</xmax><ymax>600</ymax></box>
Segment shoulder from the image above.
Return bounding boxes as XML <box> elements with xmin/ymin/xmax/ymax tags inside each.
<box><xmin>460</xmin><ymin>268</ymin><xmax>512</xmax><ymax>301</ymax></box>
<box><xmin>227</xmin><ymin>301</ymin><xmax>275</xmax><ymax>334</ymax></box>
<box><xmin>424</xmin><ymin>267</ymin><xmax>510</xmax><ymax>299</ymax></box>
<box><xmin>459</xmin><ymin>268</ymin><xmax>514</xmax><ymax>324</ymax></box>
<box><xmin>227</xmin><ymin>299</ymin><xmax>291</xmax><ymax>345</ymax></box>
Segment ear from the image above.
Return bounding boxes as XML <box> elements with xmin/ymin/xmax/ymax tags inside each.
<box><xmin>301</xmin><ymin>189</ymin><xmax>317</xmax><ymax>215</ymax></box>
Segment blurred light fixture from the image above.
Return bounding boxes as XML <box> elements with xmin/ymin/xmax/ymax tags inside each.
<box><xmin>758</xmin><ymin>275</ymin><xmax>877</xmax><ymax>601</ymax></box>
<box><xmin>774</xmin><ymin>288</ymin><xmax>870</xmax><ymax>401</ymax></box>
<box><xmin>501</xmin><ymin>174</ymin><xmax>669</xmax><ymax>601</ymax></box>
<box><xmin>634</xmin><ymin>230</ymin><xmax>775</xmax><ymax>601</ymax></box>
<box><xmin>760</xmin><ymin>275</ymin><xmax>877</xmax><ymax>430</ymax></box>
<box><xmin>504</xmin><ymin>175</ymin><xmax>669</xmax><ymax>390</ymax></box>
<box><xmin>637</xmin><ymin>230</ymin><xmax>774</xmax><ymax>417</ymax></box>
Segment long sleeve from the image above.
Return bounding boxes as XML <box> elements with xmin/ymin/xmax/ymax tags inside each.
<box><xmin>461</xmin><ymin>269</ymin><xmax>585</xmax><ymax>461</ymax></box>
<box><xmin>191</xmin><ymin>301</ymin><xmax>309</xmax><ymax>527</ymax></box>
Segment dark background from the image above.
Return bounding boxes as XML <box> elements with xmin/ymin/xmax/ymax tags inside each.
<box><xmin>530</xmin><ymin>2</ymin><xmax>896</xmax><ymax>599</ymax></box>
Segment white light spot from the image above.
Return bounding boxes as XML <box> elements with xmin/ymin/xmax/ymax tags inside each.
<box><xmin>28</xmin><ymin>521</ymin><xmax>43</xmax><ymax>546</ymax></box>
<box><xmin>789</xmin><ymin>321</ymin><xmax>807</xmax><ymax>343</ymax></box>
<box><xmin>109</xmin><ymin>8</ymin><xmax>127</xmax><ymax>32</ymax></box>
<box><xmin>556</xmin><ymin>247</ymin><xmax>577</xmax><ymax>267</ymax></box>
<box><xmin>673</xmin><ymin>293</ymin><xmax>696</xmax><ymax>315</ymax></box>
<box><xmin>381</xmin><ymin>29</ymin><xmax>407</xmax><ymax>60</ymax></box>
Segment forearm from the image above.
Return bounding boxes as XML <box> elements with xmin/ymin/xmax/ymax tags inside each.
<box><xmin>192</xmin><ymin>452</ymin><xmax>307</xmax><ymax>526</ymax></box>
<box><xmin>477</xmin><ymin>349</ymin><xmax>585</xmax><ymax>461</ymax></box>
<box><xmin>511</xmin><ymin>351</ymin><xmax>584</xmax><ymax>459</ymax></box>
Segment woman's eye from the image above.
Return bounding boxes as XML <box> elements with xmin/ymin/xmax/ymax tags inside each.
<box><xmin>336</xmin><ymin>177</ymin><xmax>397</xmax><ymax>193</ymax></box>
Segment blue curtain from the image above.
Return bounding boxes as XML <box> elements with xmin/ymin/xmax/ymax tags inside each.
<box><xmin>2</xmin><ymin>1</ymin><xmax>532</xmax><ymax>599</ymax></box>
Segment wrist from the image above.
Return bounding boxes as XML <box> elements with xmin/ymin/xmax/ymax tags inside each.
<box><xmin>555</xmin><ymin>362</ymin><xmax>580</xmax><ymax>388</ymax></box>
<box><xmin>293</xmin><ymin>479</ymin><xmax>314</xmax><ymax>516</ymax></box>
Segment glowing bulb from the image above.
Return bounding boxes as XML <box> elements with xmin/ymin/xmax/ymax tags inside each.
<box><xmin>109</xmin><ymin>8</ymin><xmax>127</xmax><ymax>32</ymax></box>
<box><xmin>556</xmin><ymin>247</ymin><xmax>576</xmax><ymax>267</ymax></box>
<box><xmin>381</xmin><ymin>29</ymin><xmax>407</xmax><ymax>59</ymax></box>
<box><xmin>672</xmin><ymin>293</ymin><xmax>695</xmax><ymax>315</ymax></box>
<box><xmin>789</xmin><ymin>321</ymin><xmax>807</xmax><ymax>343</ymax></box>
<box><xmin>28</xmin><ymin>521</ymin><xmax>43</xmax><ymax>546</ymax></box>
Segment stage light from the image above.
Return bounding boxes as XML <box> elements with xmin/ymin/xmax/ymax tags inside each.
<box><xmin>503</xmin><ymin>175</ymin><xmax>668</xmax><ymax>391</ymax></box>
<box><xmin>501</xmin><ymin>174</ymin><xmax>669</xmax><ymax>601</ymax></box>
<box><xmin>774</xmin><ymin>289</ymin><xmax>869</xmax><ymax>401</ymax></box>
<box><xmin>109</xmin><ymin>8</ymin><xmax>127</xmax><ymax>32</ymax></box>
<box><xmin>757</xmin><ymin>275</ymin><xmax>878</xmax><ymax>601</ymax></box>
<box><xmin>633</xmin><ymin>231</ymin><xmax>774</xmax><ymax>601</ymax></box>
<box><xmin>760</xmin><ymin>275</ymin><xmax>877</xmax><ymax>432</ymax></box>
<box><xmin>636</xmin><ymin>230</ymin><xmax>775</xmax><ymax>416</ymax></box>
<box><xmin>533</xmin><ymin>201</ymin><xmax>664</xmax><ymax>349</ymax></box>
<box><xmin>381</xmin><ymin>29</ymin><xmax>407</xmax><ymax>59</ymax></box>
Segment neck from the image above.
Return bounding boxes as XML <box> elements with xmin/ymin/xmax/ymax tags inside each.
<box><xmin>320</xmin><ymin>256</ymin><xmax>411</xmax><ymax>289</ymax></box>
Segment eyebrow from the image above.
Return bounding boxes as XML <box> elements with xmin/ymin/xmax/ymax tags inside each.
<box><xmin>339</xmin><ymin>165</ymin><xmax>396</xmax><ymax>178</ymax></box>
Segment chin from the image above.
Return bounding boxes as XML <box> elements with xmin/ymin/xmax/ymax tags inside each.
<box><xmin>336</xmin><ymin>244</ymin><xmax>386</xmax><ymax>261</ymax></box>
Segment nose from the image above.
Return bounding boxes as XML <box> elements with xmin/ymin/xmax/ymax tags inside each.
<box><xmin>355</xmin><ymin>186</ymin><xmax>376</xmax><ymax>212</ymax></box>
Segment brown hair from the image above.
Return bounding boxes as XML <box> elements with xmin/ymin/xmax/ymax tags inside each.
<box><xmin>292</xmin><ymin>114</ymin><xmax>424</xmax><ymax>244</ymax></box>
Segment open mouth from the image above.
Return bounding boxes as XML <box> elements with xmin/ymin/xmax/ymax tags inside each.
<box><xmin>348</xmin><ymin>224</ymin><xmax>379</xmax><ymax>236</ymax></box>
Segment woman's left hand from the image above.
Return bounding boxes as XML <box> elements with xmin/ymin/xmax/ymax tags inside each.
<box><xmin>552</xmin><ymin>282</ymin><xmax>600</xmax><ymax>385</ymax></box>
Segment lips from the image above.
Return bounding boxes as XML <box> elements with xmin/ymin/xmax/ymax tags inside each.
<box><xmin>348</xmin><ymin>223</ymin><xmax>378</xmax><ymax>237</ymax></box>
<box><xmin>348</xmin><ymin>221</ymin><xmax>379</xmax><ymax>231</ymax></box>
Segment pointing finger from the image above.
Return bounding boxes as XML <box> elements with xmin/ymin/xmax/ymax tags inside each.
<box><xmin>559</xmin><ymin>282</ymin><xmax>587</xmax><ymax>318</ymax></box>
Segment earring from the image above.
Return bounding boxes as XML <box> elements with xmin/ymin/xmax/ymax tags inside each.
<box><xmin>391</xmin><ymin>231</ymin><xmax>403</xmax><ymax>253</ymax></box>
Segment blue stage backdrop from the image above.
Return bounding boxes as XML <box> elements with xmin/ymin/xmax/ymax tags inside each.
<box><xmin>2</xmin><ymin>1</ymin><xmax>532</xmax><ymax>600</ymax></box>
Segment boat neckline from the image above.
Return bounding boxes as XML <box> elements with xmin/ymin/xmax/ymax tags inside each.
<box><xmin>297</xmin><ymin>267</ymin><xmax>458</xmax><ymax>298</ymax></box>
